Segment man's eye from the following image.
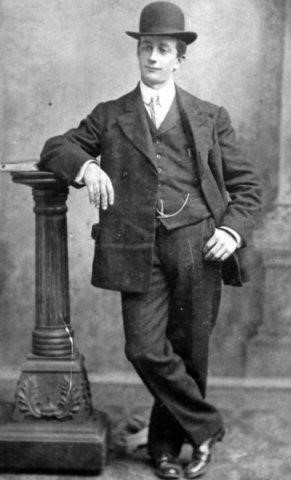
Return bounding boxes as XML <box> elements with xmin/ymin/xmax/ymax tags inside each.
<box><xmin>159</xmin><ymin>48</ymin><xmax>168</xmax><ymax>54</ymax></box>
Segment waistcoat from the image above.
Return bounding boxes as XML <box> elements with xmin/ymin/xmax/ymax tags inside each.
<box><xmin>146</xmin><ymin>98</ymin><xmax>210</xmax><ymax>230</ymax></box>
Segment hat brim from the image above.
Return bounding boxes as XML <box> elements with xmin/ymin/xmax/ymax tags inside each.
<box><xmin>126</xmin><ymin>31</ymin><xmax>197</xmax><ymax>45</ymax></box>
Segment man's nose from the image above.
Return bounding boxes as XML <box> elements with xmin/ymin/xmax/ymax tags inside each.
<box><xmin>148</xmin><ymin>48</ymin><xmax>158</xmax><ymax>62</ymax></box>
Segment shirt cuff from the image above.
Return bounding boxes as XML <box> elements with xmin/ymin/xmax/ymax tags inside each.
<box><xmin>74</xmin><ymin>159</ymin><xmax>99</xmax><ymax>185</ymax></box>
<box><xmin>219</xmin><ymin>226</ymin><xmax>242</xmax><ymax>248</ymax></box>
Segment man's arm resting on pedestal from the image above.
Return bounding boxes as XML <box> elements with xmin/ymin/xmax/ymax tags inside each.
<box><xmin>39</xmin><ymin>102</ymin><xmax>106</xmax><ymax>184</ymax></box>
<box><xmin>39</xmin><ymin>102</ymin><xmax>114</xmax><ymax>210</ymax></box>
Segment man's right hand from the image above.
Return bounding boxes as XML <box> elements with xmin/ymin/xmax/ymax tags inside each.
<box><xmin>83</xmin><ymin>162</ymin><xmax>114</xmax><ymax>210</ymax></box>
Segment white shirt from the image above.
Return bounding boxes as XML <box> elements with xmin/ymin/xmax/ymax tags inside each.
<box><xmin>140</xmin><ymin>78</ymin><xmax>176</xmax><ymax>129</ymax></box>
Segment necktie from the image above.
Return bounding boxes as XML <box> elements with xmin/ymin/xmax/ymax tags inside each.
<box><xmin>148</xmin><ymin>96</ymin><xmax>160</xmax><ymax>128</ymax></box>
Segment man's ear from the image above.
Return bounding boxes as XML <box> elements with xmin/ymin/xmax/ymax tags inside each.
<box><xmin>173</xmin><ymin>56</ymin><xmax>185</xmax><ymax>71</ymax></box>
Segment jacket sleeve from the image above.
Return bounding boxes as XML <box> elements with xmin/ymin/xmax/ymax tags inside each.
<box><xmin>216</xmin><ymin>106</ymin><xmax>262</xmax><ymax>244</ymax></box>
<box><xmin>39</xmin><ymin>102</ymin><xmax>105</xmax><ymax>185</ymax></box>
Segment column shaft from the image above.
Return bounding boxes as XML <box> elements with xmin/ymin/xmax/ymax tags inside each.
<box><xmin>33</xmin><ymin>187</ymin><xmax>72</xmax><ymax>357</ymax></box>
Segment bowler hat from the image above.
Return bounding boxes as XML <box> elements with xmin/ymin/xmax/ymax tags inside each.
<box><xmin>126</xmin><ymin>1</ymin><xmax>197</xmax><ymax>45</ymax></box>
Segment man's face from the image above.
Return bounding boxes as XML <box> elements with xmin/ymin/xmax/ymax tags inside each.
<box><xmin>137</xmin><ymin>36</ymin><xmax>182</xmax><ymax>89</ymax></box>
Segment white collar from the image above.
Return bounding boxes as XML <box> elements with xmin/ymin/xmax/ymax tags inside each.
<box><xmin>139</xmin><ymin>79</ymin><xmax>176</xmax><ymax>107</ymax></box>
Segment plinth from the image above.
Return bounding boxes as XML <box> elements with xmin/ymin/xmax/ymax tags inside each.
<box><xmin>0</xmin><ymin>164</ymin><xmax>109</xmax><ymax>472</ymax></box>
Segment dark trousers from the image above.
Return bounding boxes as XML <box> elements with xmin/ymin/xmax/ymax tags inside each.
<box><xmin>121</xmin><ymin>218</ymin><xmax>225</xmax><ymax>456</ymax></box>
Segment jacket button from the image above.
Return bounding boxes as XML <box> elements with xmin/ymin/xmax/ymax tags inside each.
<box><xmin>157</xmin><ymin>167</ymin><xmax>162</xmax><ymax>173</ymax></box>
<box><xmin>122</xmin><ymin>171</ymin><xmax>128</xmax><ymax>178</ymax></box>
<box><xmin>156</xmin><ymin>154</ymin><xmax>161</xmax><ymax>160</ymax></box>
<box><xmin>115</xmin><ymin>233</ymin><xmax>121</xmax><ymax>240</ymax></box>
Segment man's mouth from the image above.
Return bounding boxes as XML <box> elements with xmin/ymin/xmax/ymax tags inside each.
<box><xmin>145</xmin><ymin>66</ymin><xmax>161</xmax><ymax>71</ymax></box>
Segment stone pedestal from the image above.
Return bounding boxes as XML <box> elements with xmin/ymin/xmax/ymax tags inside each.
<box><xmin>0</xmin><ymin>167</ymin><xmax>109</xmax><ymax>472</ymax></box>
<box><xmin>247</xmin><ymin>2</ymin><xmax>291</xmax><ymax>377</ymax></box>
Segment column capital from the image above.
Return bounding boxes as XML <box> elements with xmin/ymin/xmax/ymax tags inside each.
<box><xmin>1</xmin><ymin>160</ymin><xmax>67</xmax><ymax>191</ymax></box>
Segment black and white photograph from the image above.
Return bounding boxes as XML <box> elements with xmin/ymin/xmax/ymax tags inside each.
<box><xmin>0</xmin><ymin>1</ymin><xmax>290</xmax><ymax>479</ymax></box>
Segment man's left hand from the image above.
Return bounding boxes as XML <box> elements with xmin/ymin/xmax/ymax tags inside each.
<box><xmin>203</xmin><ymin>229</ymin><xmax>237</xmax><ymax>261</ymax></box>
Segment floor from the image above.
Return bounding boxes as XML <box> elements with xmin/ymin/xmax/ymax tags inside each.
<box><xmin>0</xmin><ymin>383</ymin><xmax>290</xmax><ymax>480</ymax></box>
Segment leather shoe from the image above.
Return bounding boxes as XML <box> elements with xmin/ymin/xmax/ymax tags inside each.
<box><xmin>184</xmin><ymin>438</ymin><xmax>216</xmax><ymax>479</ymax></box>
<box><xmin>153</xmin><ymin>453</ymin><xmax>182</xmax><ymax>479</ymax></box>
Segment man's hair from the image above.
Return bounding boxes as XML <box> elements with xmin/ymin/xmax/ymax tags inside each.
<box><xmin>137</xmin><ymin>38</ymin><xmax>187</xmax><ymax>58</ymax></box>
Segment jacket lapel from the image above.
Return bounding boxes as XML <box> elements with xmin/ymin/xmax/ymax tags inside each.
<box><xmin>116</xmin><ymin>86</ymin><xmax>157</xmax><ymax>170</ymax></box>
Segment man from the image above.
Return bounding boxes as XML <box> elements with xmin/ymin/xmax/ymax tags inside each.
<box><xmin>40</xmin><ymin>2</ymin><xmax>261</xmax><ymax>478</ymax></box>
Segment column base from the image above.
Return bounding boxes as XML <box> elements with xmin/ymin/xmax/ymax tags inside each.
<box><xmin>14</xmin><ymin>353</ymin><xmax>94</xmax><ymax>422</ymax></box>
<box><xmin>0</xmin><ymin>402</ymin><xmax>109</xmax><ymax>472</ymax></box>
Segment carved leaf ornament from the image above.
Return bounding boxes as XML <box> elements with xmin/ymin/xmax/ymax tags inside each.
<box><xmin>16</xmin><ymin>375</ymin><xmax>81</xmax><ymax>420</ymax></box>
<box><xmin>17</xmin><ymin>376</ymin><xmax>42</xmax><ymax>418</ymax></box>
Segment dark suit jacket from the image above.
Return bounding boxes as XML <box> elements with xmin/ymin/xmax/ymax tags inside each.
<box><xmin>40</xmin><ymin>85</ymin><xmax>262</xmax><ymax>292</ymax></box>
